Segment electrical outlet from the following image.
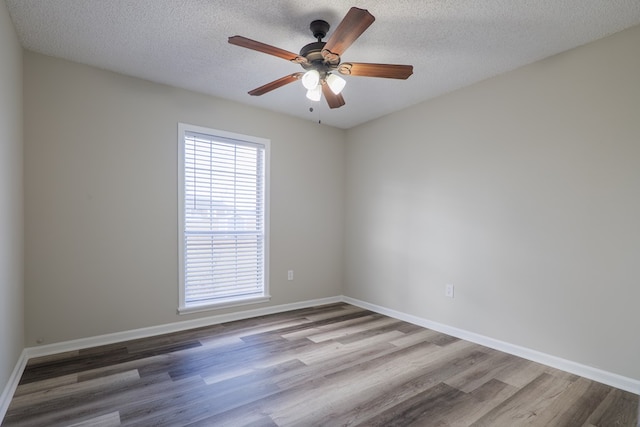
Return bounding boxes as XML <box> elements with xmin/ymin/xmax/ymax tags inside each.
<box><xmin>445</xmin><ymin>284</ymin><xmax>454</xmax><ymax>298</ymax></box>
<box><xmin>288</xmin><ymin>270</ymin><xmax>294</xmax><ymax>281</ymax></box>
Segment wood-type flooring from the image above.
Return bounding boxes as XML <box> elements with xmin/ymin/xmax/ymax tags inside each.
<box><xmin>2</xmin><ymin>303</ymin><xmax>638</xmax><ymax>426</ymax></box>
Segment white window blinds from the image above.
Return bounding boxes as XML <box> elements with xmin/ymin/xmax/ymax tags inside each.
<box><xmin>178</xmin><ymin>124</ymin><xmax>269</xmax><ymax>313</ymax></box>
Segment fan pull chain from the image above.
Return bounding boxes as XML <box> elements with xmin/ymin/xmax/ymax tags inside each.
<box><xmin>308</xmin><ymin>105</ymin><xmax>322</xmax><ymax>125</ymax></box>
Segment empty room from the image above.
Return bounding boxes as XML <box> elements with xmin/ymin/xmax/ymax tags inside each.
<box><xmin>1</xmin><ymin>1</ymin><xmax>639</xmax><ymax>426</ymax></box>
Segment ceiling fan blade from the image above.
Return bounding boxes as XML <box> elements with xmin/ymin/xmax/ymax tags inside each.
<box><xmin>323</xmin><ymin>7</ymin><xmax>375</xmax><ymax>56</ymax></box>
<box><xmin>248</xmin><ymin>73</ymin><xmax>303</xmax><ymax>96</ymax></box>
<box><xmin>322</xmin><ymin>83</ymin><xmax>346</xmax><ymax>109</ymax></box>
<box><xmin>338</xmin><ymin>63</ymin><xmax>413</xmax><ymax>79</ymax></box>
<box><xmin>229</xmin><ymin>36</ymin><xmax>307</xmax><ymax>64</ymax></box>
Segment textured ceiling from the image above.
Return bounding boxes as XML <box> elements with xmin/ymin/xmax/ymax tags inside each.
<box><xmin>5</xmin><ymin>0</ymin><xmax>640</xmax><ymax>129</ymax></box>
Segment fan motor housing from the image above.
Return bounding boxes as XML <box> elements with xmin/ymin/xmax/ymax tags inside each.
<box><xmin>299</xmin><ymin>19</ymin><xmax>340</xmax><ymax>72</ymax></box>
<box><xmin>299</xmin><ymin>41</ymin><xmax>326</xmax><ymax>61</ymax></box>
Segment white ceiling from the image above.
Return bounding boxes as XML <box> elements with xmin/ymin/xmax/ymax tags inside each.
<box><xmin>5</xmin><ymin>1</ymin><xmax>640</xmax><ymax>129</ymax></box>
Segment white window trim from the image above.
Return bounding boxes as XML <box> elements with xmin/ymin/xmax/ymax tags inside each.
<box><xmin>177</xmin><ymin>123</ymin><xmax>270</xmax><ymax>315</ymax></box>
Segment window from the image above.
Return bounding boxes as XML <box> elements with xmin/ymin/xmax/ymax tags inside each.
<box><xmin>178</xmin><ymin>123</ymin><xmax>269</xmax><ymax>314</ymax></box>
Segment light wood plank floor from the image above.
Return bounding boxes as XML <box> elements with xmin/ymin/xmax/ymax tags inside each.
<box><xmin>2</xmin><ymin>303</ymin><xmax>638</xmax><ymax>426</ymax></box>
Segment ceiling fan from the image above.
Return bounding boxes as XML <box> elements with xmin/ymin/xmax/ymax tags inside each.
<box><xmin>228</xmin><ymin>7</ymin><xmax>413</xmax><ymax>109</ymax></box>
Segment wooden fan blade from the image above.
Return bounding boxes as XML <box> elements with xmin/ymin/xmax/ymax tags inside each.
<box><xmin>249</xmin><ymin>73</ymin><xmax>303</xmax><ymax>96</ymax></box>
<box><xmin>229</xmin><ymin>36</ymin><xmax>307</xmax><ymax>64</ymax></box>
<box><xmin>322</xmin><ymin>83</ymin><xmax>346</xmax><ymax>109</ymax></box>
<box><xmin>338</xmin><ymin>63</ymin><xmax>413</xmax><ymax>79</ymax></box>
<box><xmin>323</xmin><ymin>7</ymin><xmax>375</xmax><ymax>56</ymax></box>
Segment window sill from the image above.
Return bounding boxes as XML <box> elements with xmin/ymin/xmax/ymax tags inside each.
<box><xmin>177</xmin><ymin>295</ymin><xmax>271</xmax><ymax>315</ymax></box>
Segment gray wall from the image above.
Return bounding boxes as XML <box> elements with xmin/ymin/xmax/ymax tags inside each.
<box><xmin>14</xmin><ymin>19</ymin><xmax>640</xmax><ymax>388</ymax></box>
<box><xmin>345</xmin><ymin>25</ymin><xmax>640</xmax><ymax>380</ymax></box>
<box><xmin>23</xmin><ymin>52</ymin><xmax>345</xmax><ymax>345</ymax></box>
<box><xmin>0</xmin><ymin>0</ymin><xmax>24</xmax><ymax>393</ymax></box>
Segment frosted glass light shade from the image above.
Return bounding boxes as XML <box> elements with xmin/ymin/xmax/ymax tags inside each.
<box><xmin>301</xmin><ymin>70</ymin><xmax>320</xmax><ymax>90</ymax></box>
<box><xmin>306</xmin><ymin>84</ymin><xmax>322</xmax><ymax>101</ymax></box>
<box><xmin>326</xmin><ymin>73</ymin><xmax>346</xmax><ymax>95</ymax></box>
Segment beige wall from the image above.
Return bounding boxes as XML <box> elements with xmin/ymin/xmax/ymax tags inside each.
<box><xmin>17</xmin><ymin>19</ymin><xmax>640</xmax><ymax>384</ymax></box>
<box><xmin>23</xmin><ymin>52</ymin><xmax>345</xmax><ymax>345</ymax></box>
<box><xmin>0</xmin><ymin>0</ymin><xmax>24</xmax><ymax>392</ymax></box>
<box><xmin>345</xmin><ymin>25</ymin><xmax>640</xmax><ymax>380</ymax></box>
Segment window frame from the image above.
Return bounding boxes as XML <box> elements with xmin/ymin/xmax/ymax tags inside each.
<box><xmin>177</xmin><ymin>122</ymin><xmax>270</xmax><ymax>315</ymax></box>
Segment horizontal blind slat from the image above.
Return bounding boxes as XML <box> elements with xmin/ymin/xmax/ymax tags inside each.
<box><xmin>183</xmin><ymin>128</ymin><xmax>266</xmax><ymax>306</ymax></box>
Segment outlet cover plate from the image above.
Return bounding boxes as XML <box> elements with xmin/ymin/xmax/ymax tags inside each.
<box><xmin>445</xmin><ymin>284</ymin><xmax>454</xmax><ymax>298</ymax></box>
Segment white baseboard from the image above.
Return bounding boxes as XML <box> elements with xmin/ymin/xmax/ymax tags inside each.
<box><xmin>0</xmin><ymin>349</ymin><xmax>28</xmax><ymax>422</ymax></box>
<box><xmin>25</xmin><ymin>296</ymin><xmax>342</xmax><ymax>359</ymax></box>
<box><xmin>343</xmin><ymin>296</ymin><xmax>640</xmax><ymax>395</ymax></box>
<box><xmin>0</xmin><ymin>295</ymin><xmax>341</xmax><ymax>424</ymax></box>
<box><xmin>3</xmin><ymin>293</ymin><xmax>638</xmax><ymax>424</ymax></box>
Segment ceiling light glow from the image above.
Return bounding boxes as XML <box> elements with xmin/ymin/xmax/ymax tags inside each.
<box><xmin>306</xmin><ymin>84</ymin><xmax>322</xmax><ymax>101</ymax></box>
<box><xmin>301</xmin><ymin>70</ymin><xmax>320</xmax><ymax>90</ymax></box>
<box><xmin>326</xmin><ymin>73</ymin><xmax>346</xmax><ymax>95</ymax></box>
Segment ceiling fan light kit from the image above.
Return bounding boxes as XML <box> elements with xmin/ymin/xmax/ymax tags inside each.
<box><xmin>306</xmin><ymin>84</ymin><xmax>323</xmax><ymax>101</ymax></box>
<box><xmin>228</xmin><ymin>7</ymin><xmax>413</xmax><ymax>109</ymax></box>
<box><xmin>301</xmin><ymin>69</ymin><xmax>320</xmax><ymax>90</ymax></box>
<box><xmin>326</xmin><ymin>73</ymin><xmax>346</xmax><ymax>95</ymax></box>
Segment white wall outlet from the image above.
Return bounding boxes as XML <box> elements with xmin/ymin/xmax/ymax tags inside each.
<box><xmin>445</xmin><ymin>284</ymin><xmax>454</xmax><ymax>298</ymax></box>
<box><xmin>288</xmin><ymin>270</ymin><xmax>294</xmax><ymax>281</ymax></box>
